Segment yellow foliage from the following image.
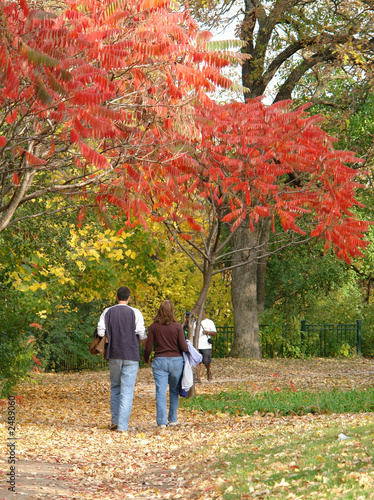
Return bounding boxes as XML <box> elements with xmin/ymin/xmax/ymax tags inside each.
<box><xmin>75</xmin><ymin>260</ymin><xmax>86</xmax><ymax>272</ymax></box>
<box><xmin>87</xmin><ymin>249</ymin><xmax>100</xmax><ymax>260</ymax></box>
<box><xmin>7</xmin><ymin>218</ymin><xmax>232</xmax><ymax>325</ymax></box>
<box><xmin>36</xmin><ymin>310</ymin><xmax>48</xmax><ymax>318</ymax></box>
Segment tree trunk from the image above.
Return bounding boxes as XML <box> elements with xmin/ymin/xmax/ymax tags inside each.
<box><xmin>186</xmin><ymin>256</ymin><xmax>215</xmax><ymax>397</ymax></box>
<box><xmin>0</xmin><ymin>169</ymin><xmax>35</xmax><ymax>232</ymax></box>
<box><xmin>229</xmin><ymin>223</ymin><xmax>262</xmax><ymax>358</ymax></box>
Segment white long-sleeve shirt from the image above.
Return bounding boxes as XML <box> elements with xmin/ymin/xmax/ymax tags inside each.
<box><xmin>97</xmin><ymin>304</ymin><xmax>147</xmax><ymax>340</ymax></box>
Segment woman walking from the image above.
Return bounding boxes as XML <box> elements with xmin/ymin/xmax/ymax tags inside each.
<box><xmin>144</xmin><ymin>300</ymin><xmax>188</xmax><ymax>428</ymax></box>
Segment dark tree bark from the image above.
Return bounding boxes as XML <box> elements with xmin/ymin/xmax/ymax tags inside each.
<box><xmin>256</xmin><ymin>218</ymin><xmax>271</xmax><ymax>312</ymax></box>
<box><xmin>229</xmin><ymin>222</ymin><xmax>262</xmax><ymax>358</ymax></box>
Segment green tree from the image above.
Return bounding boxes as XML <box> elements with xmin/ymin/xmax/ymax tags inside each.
<box><xmin>311</xmin><ymin>86</ymin><xmax>374</xmax><ymax>307</ymax></box>
<box><xmin>0</xmin><ymin>209</ymin><xmax>166</xmax><ymax>390</ymax></box>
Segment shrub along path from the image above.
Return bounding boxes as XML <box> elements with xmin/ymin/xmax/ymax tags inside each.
<box><xmin>1</xmin><ymin>358</ymin><xmax>374</xmax><ymax>499</ymax></box>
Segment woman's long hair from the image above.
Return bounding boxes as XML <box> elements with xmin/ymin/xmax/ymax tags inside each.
<box><xmin>153</xmin><ymin>300</ymin><xmax>176</xmax><ymax>325</ymax></box>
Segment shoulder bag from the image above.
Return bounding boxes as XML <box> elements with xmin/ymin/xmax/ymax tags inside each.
<box><xmin>89</xmin><ymin>329</ymin><xmax>108</xmax><ymax>358</ymax></box>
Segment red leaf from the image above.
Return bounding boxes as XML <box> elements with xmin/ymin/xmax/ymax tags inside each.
<box><xmin>15</xmin><ymin>396</ymin><xmax>24</xmax><ymax>405</ymax></box>
<box><xmin>13</xmin><ymin>172</ymin><xmax>20</xmax><ymax>185</ymax></box>
<box><xmin>26</xmin><ymin>152</ymin><xmax>46</xmax><ymax>166</ymax></box>
<box><xmin>6</xmin><ymin>110</ymin><xmax>17</xmax><ymax>124</ymax></box>
<box><xmin>29</xmin><ymin>323</ymin><xmax>42</xmax><ymax>330</ymax></box>
<box><xmin>32</xmin><ymin>355</ymin><xmax>42</xmax><ymax>365</ymax></box>
<box><xmin>70</xmin><ymin>129</ymin><xmax>80</xmax><ymax>143</ymax></box>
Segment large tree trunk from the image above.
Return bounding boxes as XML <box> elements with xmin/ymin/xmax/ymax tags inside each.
<box><xmin>229</xmin><ymin>223</ymin><xmax>263</xmax><ymax>358</ymax></box>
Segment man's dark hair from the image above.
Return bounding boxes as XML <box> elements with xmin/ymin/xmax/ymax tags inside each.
<box><xmin>117</xmin><ymin>286</ymin><xmax>131</xmax><ymax>301</ymax></box>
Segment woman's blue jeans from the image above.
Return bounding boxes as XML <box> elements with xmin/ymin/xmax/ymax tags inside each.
<box><xmin>151</xmin><ymin>356</ymin><xmax>183</xmax><ymax>426</ymax></box>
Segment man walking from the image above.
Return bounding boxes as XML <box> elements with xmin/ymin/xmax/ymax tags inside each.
<box><xmin>97</xmin><ymin>286</ymin><xmax>147</xmax><ymax>432</ymax></box>
<box><xmin>196</xmin><ymin>311</ymin><xmax>217</xmax><ymax>382</ymax></box>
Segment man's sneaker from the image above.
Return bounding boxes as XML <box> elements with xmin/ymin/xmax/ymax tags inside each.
<box><xmin>158</xmin><ymin>424</ymin><xmax>167</xmax><ymax>429</ymax></box>
<box><xmin>168</xmin><ymin>421</ymin><xmax>178</xmax><ymax>426</ymax></box>
<box><xmin>110</xmin><ymin>423</ymin><xmax>118</xmax><ymax>430</ymax></box>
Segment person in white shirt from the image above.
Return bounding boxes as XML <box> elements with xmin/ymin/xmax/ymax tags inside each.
<box><xmin>196</xmin><ymin>311</ymin><xmax>217</xmax><ymax>382</ymax></box>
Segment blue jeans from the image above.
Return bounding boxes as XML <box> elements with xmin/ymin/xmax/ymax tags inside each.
<box><xmin>109</xmin><ymin>359</ymin><xmax>139</xmax><ymax>431</ymax></box>
<box><xmin>152</xmin><ymin>356</ymin><xmax>184</xmax><ymax>426</ymax></box>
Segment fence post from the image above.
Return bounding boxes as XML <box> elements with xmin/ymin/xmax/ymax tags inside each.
<box><xmin>357</xmin><ymin>319</ymin><xmax>362</xmax><ymax>355</ymax></box>
<box><xmin>301</xmin><ymin>319</ymin><xmax>306</xmax><ymax>347</ymax></box>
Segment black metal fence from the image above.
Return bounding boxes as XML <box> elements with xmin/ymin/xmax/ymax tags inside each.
<box><xmin>53</xmin><ymin>343</ymin><xmax>150</xmax><ymax>372</ymax></box>
<box><xmin>46</xmin><ymin>353</ymin><xmax>107</xmax><ymax>372</ymax></box>
<box><xmin>39</xmin><ymin>319</ymin><xmax>365</xmax><ymax>371</ymax></box>
<box><xmin>213</xmin><ymin>320</ymin><xmax>363</xmax><ymax>358</ymax></box>
<box><xmin>213</xmin><ymin>326</ymin><xmax>235</xmax><ymax>358</ymax></box>
<box><xmin>300</xmin><ymin>319</ymin><xmax>362</xmax><ymax>357</ymax></box>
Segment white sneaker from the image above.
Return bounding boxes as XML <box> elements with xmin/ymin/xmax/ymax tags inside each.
<box><xmin>168</xmin><ymin>422</ymin><xmax>178</xmax><ymax>426</ymax></box>
<box><xmin>158</xmin><ymin>424</ymin><xmax>167</xmax><ymax>429</ymax></box>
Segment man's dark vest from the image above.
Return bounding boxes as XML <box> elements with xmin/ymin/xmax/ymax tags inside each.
<box><xmin>104</xmin><ymin>304</ymin><xmax>140</xmax><ymax>361</ymax></box>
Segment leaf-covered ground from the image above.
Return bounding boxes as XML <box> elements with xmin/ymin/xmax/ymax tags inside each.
<box><xmin>1</xmin><ymin>358</ymin><xmax>374</xmax><ymax>499</ymax></box>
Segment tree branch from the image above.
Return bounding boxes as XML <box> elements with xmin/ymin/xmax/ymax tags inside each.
<box><xmin>274</xmin><ymin>49</ymin><xmax>336</xmax><ymax>102</ymax></box>
<box><xmin>212</xmin><ymin>235</ymin><xmax>312</xmax><ymax>275</ymax></box>
<box><xmin>0</xmin><ymin>168</ymin><xmax>36</xmax><ymax>232</ymax></box>
<box><xmin>163</xmin><ymin>221</ymin><xmax>205</xmax><ymax>272</ymax></box>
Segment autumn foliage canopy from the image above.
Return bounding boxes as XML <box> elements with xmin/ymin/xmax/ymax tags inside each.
<box><xmin>0</xmin><ymin>0</ymin><xmax>368</xmax><ymax>261</ymax></box>
<box><xmin>0</xmin><ymin>0</ymin><xmax>235</xmax><ymax>230</ymax></box>
<box><xmin>189</xmin><ymin>99</ymin><xmax>369</xmax><ymax>262</ymax></box>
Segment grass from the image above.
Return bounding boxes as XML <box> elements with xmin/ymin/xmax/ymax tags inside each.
<box><xmin>216</xmin><ymin>420</ymin><xmax>374</xmax><ymax>499</ymax></box>
<box><xmin>181</xmin><ymin>387</ymin><xmax>374</xmax><ymax>416</ymax></box>
<box><xmin>224</xmin><ymin>424</ymin><xmax>374</xmax><ymax>500</ymax></box>
<box><xmin>182</xmin><ymin>388</ymin><xmax>374</xmax><ymax>498</ymax></box>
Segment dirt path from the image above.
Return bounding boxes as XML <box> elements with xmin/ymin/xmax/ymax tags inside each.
<box><xmin>1</xmin><ymin>357</ymin><xmax>374</xmax><ymax>499</ymax></box>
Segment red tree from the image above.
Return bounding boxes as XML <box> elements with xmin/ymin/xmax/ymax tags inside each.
<box><xmin>156</xmin><ymin>98</ymin><xmax>369</xmax><ymax>353</ymax></box>
<box><xmin>0</xmin><ymin>0</ymin><xmax>235</xmax><ymax>231</ymax></box>
<box><xmin>195</xmin><ymin>99</ymin><xmax>367</xmax><ymax>261</ymax></box>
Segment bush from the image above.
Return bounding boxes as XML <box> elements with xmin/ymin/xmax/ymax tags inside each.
<box><xmin>0</xmin><ymin>286</ymin><xmax>39</xmax><ymax>397</ymax></box>
<box><xmin>361</xmin><ymin>310</ymin><xmax>374</xmax><ymax>357</ymax></box>
<box><xmin>37</xmin><ymin>300</ymin><xmax>109</xmax><ymax>371</ymax></box>
<box><xmin>0</xmin><ymin>327</ymin><xmax>35</xmax><ymax>397</ymax></box>
<box><xmin>259</xmin><ymin>313</ymin><xmax>306</xmax><ymax>358</ymax></box>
